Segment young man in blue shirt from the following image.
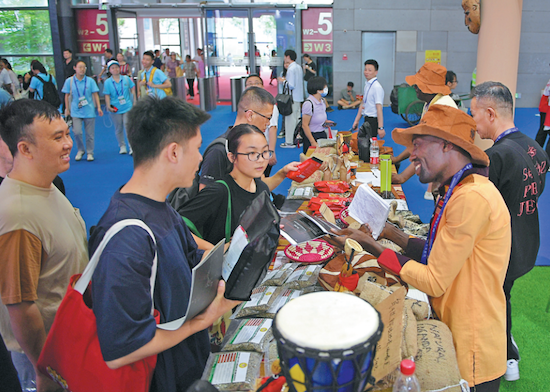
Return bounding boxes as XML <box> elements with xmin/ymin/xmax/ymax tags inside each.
<box><xmin>139</xmin><ymin>51</ymin><xmax>172</xmax><ymax>99</ymax></box>
<box><xmin>62</xmin><ymin>60</ymin><xmax>103</xmax><ymax>161</ymax></box>
<box><xmin>89</xmin><ymin>96</ymin><xmax>240</xmax><ymax>392</ymax></box>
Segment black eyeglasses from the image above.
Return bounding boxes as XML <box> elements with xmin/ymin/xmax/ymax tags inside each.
<box><xmin>246</xmin><ymin>109</ymin><xmax>272</xmax><ymax>121</ymax></box>
<box><xmin>235</xmin><ymin>150</ymin><xmax>273</xmax><ymax>161</ymax></box>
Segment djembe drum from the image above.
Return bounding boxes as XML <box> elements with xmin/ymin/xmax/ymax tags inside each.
<box><xmin>273</xmin><ymin>291</ymin><xmax>383</xmax><ymax>392</ymax></box>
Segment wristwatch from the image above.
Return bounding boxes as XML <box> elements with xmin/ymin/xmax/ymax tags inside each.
<box><xmin>378</xmin><ymin>127</ymin><xmax>385</xmax><ymax>130</ymax></box>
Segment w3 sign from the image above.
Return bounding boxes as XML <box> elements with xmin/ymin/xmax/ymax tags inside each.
<box><xmin>302</xmin><ymin>9</ymin><xmax>333</xmax><ymax>55</ymax></box>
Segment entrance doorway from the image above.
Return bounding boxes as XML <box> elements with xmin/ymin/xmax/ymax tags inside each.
<box><xmin>361</xmin><ymin>32</ymin><xmax>396</xmax><ymax>106</ymax></box>
<box><xmin>205</xmin><ymin>8</ymin><xmax>296</xmax><ymax>101</ymax></box>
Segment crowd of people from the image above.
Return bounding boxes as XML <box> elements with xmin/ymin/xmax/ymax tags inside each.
<box><xmin>0</xmin><ymin>44</ymin><xmax>547</xmax><ymax>392</ymax></box>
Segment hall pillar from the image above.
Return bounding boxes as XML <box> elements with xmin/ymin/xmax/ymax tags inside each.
<box><xmin>475</xmin><ymin>0</ymin><xmax>523</xmax><ymax>150</ymax></box>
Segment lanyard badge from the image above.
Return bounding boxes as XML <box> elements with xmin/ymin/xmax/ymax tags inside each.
<box><xmin>420</xmin><ymin>163</ymin><xmax>473</xmax><ymax>264</ymax></box>
<box><xmin>75</xmin><ymin>77</ymin><xmax>89</xmax><ymax>108</ymax></box>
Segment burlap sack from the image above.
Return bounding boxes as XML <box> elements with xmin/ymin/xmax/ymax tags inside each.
<box><xmin>358</xmin><ymin>279</ymin><xmax>395</xmax><ymax>304</ymax></box>
<box><xmin>405</xmin><ymin>298</ymin><xmax>430</xmax><ymax>321</ymax></box>
<box><xmin>358</xmin><ymin>280</ymin><xmax>416</xmax><ymax>360</ymax></box>
<box><xmin>401</xmin><ymin>306</ymin><xmax>417</xmax><ymax>358</ymax></box>
<box><xmin>415</xmin><ymin>320</ymin><xmax>469</xmax><ymax>392</ymax></box>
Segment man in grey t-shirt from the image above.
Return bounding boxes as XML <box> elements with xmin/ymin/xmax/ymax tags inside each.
<box><xmin>337</xmin><ymin>81</ymin><xmax>361</xmax><ymax>110</ymax></box>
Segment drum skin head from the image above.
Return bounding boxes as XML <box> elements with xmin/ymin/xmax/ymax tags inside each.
<box><xmin>275</xmin><ymin>291</ymin><xmax>380</xmax><ymax>350</ymax></box>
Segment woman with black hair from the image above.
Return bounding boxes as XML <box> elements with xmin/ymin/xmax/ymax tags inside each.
<box><xmin>28</xmin><ymin>60</ymin><xmax>57</xmax><ymax>102</ymax></box>
<box><xmin>301</xmin><ymin>76</ymin><xmax>333</xmax><ymax>153</ymax></box>
<box><xmin>0</xmin><ymin>59</ymin><xmax>20</xmax><ymax>99</ymax></box>
<box><xmin>178</xmin><ymin>124</ymin><xmax>273</xmax><ymax>245</ymax></box>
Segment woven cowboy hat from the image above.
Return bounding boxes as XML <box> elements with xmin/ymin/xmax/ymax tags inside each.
<box><xmin>392</xmin><ymin>104</ymin><xmax>489</xmax><ymax>166</ymax></box>
<box><xmin>405</xmin><ymin>63</ymin><xmax>452</xmax><ymax>95</ymax></box>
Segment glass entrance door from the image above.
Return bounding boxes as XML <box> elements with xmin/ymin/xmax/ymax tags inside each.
<box><xmin>252</xmin><ymin>9</ymin><xmax>295</xmax><ymax>98</ymax></box>
<box><xmin>205</xmin><ymin>8</ymin><xmax>295</xmax><ymax>101</ymax></box>
<box><xmin>206</xmin><ymin>9</ymin><xmax>249</xmax><ymax>101</ymax></box>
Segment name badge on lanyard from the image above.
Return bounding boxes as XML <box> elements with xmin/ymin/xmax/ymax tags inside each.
<box><xmin>115</xmin><ymin>78</ymin><xmax>126</xmax><ymax>105</ymax></box>
<box><xmin>75</xmin><ymin>77</ymin><xmax>89</xmax><ymax>108</ymax></box>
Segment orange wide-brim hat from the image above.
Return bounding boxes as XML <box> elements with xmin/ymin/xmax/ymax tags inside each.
<box><xmin>392</xmin><ymin>104</ymin><xmax>489</xmax><ymax>167</ymax></box>
<box><xmin>405</xmin><ymin>62</ymin><xmax>452</xmax><ymax>96</ymax></box>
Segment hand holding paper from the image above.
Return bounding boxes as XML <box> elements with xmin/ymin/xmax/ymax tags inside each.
<box><xmin>347</xmin><ymin>184</ymin><xmax>391</xmax><ymax>240</ymax></box>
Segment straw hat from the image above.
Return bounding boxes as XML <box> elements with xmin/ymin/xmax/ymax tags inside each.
<box><xmin>392</xmin><ymin>104</ymin><xmax>489</xmax><ymax>166</ymax></box>
<box><xmin>406</xmin><ymin>63</ymin><xmax>451</xmax><ymax>95</ymax></box>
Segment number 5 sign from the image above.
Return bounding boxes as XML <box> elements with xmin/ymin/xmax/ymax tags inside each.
<box><xmin>76</xmin><ymin>9</ymin><xmax>110</xmax><ymax>55</ymax></box>
<box><xmin>302</xmin><ymin>8</ymin><xmax>333</xmax><ymax>55</ymax></box>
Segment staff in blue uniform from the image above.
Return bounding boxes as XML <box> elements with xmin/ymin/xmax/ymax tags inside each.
<box><xmin>104</xmin><ymin>60</ymin><xmax>136</xmax><ymax>155</ymax></box>
<box><xmin>62</xmin><ymin>60</ymin><xmax>103</xmax><ymax>161</ymax></box>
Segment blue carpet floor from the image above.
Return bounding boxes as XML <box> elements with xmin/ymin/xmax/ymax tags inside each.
<box><xmin>59</xmin><ymin>104</ymin><xmax>550</xmax><ymax>266</ymax></box>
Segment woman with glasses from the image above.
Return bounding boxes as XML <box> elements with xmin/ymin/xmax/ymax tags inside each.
<box><xmin>178</xmin><ymin>123</ymin><xmax>273</xmax><ymax>245</ymax></box>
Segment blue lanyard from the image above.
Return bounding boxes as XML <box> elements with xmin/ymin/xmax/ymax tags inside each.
<box><xmin>363</xmin><ymin>78</ymin><xmax>377</xmax><ymax>104</ymax></box>
<box><xmin>421</xmin><ymin>163</ymin><xmax>473</xmax><ymax>264</ymax></box>
<box><xmin>113</xmin><ymin>77</ymin><xmax>124</xmax><ymax>97</ymax></box>
<box><xmin>74</xmin><ymin>76</ymin><xmax>86</xmax><ymax>98</ymax></box>
<box><xmin>494</xmin><ymin>127</ymin><xmax>519</xmax><ymax>143</ymax></box>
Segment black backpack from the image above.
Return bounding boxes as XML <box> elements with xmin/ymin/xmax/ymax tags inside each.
<box><xmin>293</xmin><ymin>99</ymin><xmax>314</xmax><ymax>145</ymax></box>
<box><xmin>34</xmin><ymin>75</ymin><xmax>61</xmax><ymax>109</ymax></box>
<box><xmin>168</xmin><ymin>136</ymin><xmax>227</xmax><ymax>210</ymax></box>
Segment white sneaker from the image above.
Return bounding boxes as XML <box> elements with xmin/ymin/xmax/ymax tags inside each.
<box><xmin>280</xmin><ymin>142</ymin><xmax>296</xmax><ymax>149</ymax></box>
<box><xmin>504</xmin><ymin>359</ymin><xmax>520</xmax><ymax>381</ymax></box>
<box><xmin>424</xmin><ymin>191</ymin><xmax>434</xmax><ymax>200</ymax></box>
<box><xmin>87</xmin><ymin>153</ymin><xmax>94</xmax><ymax>161</ymax></box>
<box><xmin>119</xmin><ymin>146</ymin><xmax>128</xmax><ymax>154</ymax></box>
<box><xmin>75</xmin><ymin>151</ymin><xmax>84</xmax><ymax>161</ymax></box>
<box><xmin>277</xmin><ymin>132</ymin><xmax>285</xmax><ymax>139</ymax></box>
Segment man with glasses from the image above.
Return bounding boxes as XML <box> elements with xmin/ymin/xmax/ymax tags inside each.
<box><xmin>245</xmin><ymin>74</ymin><xmax>278</xmax><ymax>176</ymax></box>
<box><xmin>198</xmin><ymin>86</ymin><xmax>298</xmax><ymax>193</ymax></box>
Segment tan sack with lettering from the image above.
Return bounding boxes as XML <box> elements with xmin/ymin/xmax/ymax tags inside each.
<box><xmin>415</xmin><ymin>320</ymin><xmax>469</xmax><ymax>392</ymax></box>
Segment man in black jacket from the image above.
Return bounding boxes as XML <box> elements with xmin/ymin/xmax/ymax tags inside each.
<box><xmin>471</xmin><ymin>81</ymin><xmax>550</xmax><ymax>382</ymax></box>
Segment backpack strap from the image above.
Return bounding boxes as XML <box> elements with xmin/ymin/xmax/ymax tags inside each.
<box><xmin>216</xmin><ymin>179</ymin><xmax>232</xmax><ymax>243</ymax></box>
<box><xmin>181</xmin><ymin>177</ymin><xmax>232</xmax><ymax>243</ymax></box>
<box><xmin>182</xmin><ymin>216</ymin><xmax>202</xmax><ymax>239</ymax></box>
<box><xmin>34</xmin><ymin>75</ymin><xmax>45</xmax><ymax>99</ymax></box>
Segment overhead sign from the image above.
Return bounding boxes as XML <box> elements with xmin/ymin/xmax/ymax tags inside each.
<box><xmin>76</xmin><ymin>9</ymin><xmax>109</xmax><ymax>54</ymax></box>
<box><xmin>302</xmin><ymin>8</ymin><xmax>333</xmax><ymax>55</ymax></box>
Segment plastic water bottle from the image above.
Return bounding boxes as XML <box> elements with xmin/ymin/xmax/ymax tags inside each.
<box><xmin>370</xmin><ymin>137</ymin><xmax>379</xmax><ymax>170</ymax></box>
<box><xmin>392</xmin><ymin>359</ymin><xmax>421</xmax><ymax>392</ymax></box>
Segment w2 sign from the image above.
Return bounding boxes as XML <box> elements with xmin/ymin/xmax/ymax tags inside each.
<box><xmin>302</xmin><ymin>8</ymin><xmax>333</xmax><ymax>55</ymax></box>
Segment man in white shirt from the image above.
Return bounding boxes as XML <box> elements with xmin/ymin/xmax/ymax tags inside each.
<box><xmin>280</xmin><ymin>49</ymin><xmax>304</xmax><ymax>148</ymax></box>
<box><xmin>245</xmin><ymin>74</ymin><xmax>279</xmax><ymax>175</ymax></box>
<box><xmin>353</xmin><ymin>59</ymin><xmax>385</xmax><ymax>139</ymax></box>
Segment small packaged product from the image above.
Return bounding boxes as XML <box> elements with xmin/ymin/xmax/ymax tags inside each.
<box><xmin>287</xmin><ymin>185</ymin><xmax>315</xmax><ymax>200</ymax></box>
<box><xmin>232</xmin><ymin>286</ymin><xmax>281</xmax><ymax>318</ymax></box>
<box><xmin>258</xmin><ymin>288</ymin><xmax>303</xmax><ymax>318</ymax></box>
<box><xmin>202</xmin><ymin>351</ymin><xmax>262</xmax><ymax>391</ymax></box>
<box><xmin>287</xmin><ymin>157</ymin><xmax>324</xmax><ymax>183</ymax></box>
<box><xmin>307</xmin><ymin>197</ymin><xmax>351</xmax><ymax>213</ymax></box>
<box><xmin>314</xmin><ymin>181</ymin><xmax>351</xmax><ymax>193</ymax></box>
<box><xmin>283</xmin><ymin>265</ymin><xmax>322</xmax><ymax>290</ymax></box>
<box><xmin>260</xmin><ymin>263</ymin><xmax>298</xmax><ymax>286</ymax></box>
<box><xmin>221</xmin><ymin>318</ymin><xmax>273</xmax><ymax>353</ymax></box>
